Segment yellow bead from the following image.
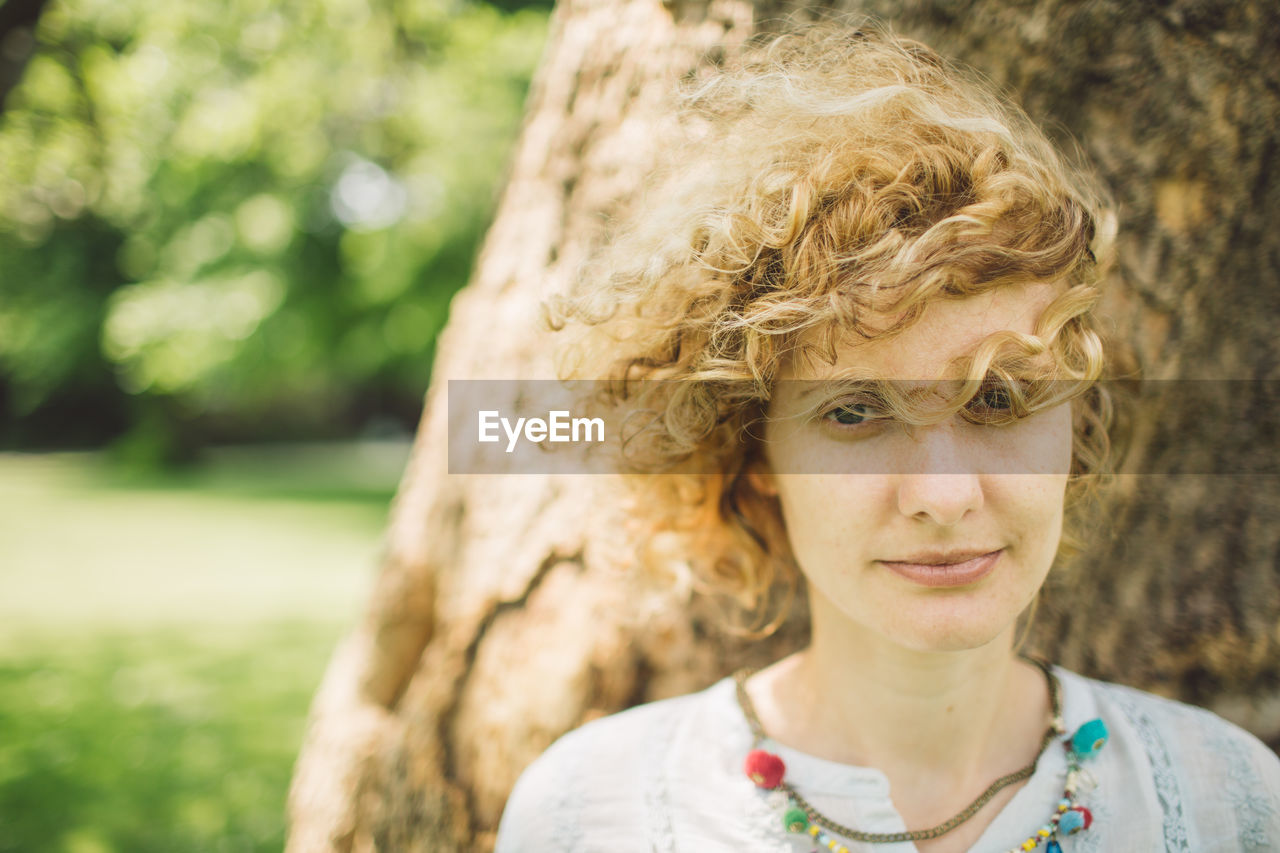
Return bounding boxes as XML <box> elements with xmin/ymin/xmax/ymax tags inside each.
<box><xmin>827</xmin><ymin>841</ymin><xmax>838</xmax><ymax>851</ymax></box>
<box><xmin>1038</xmin><ymin>828</ymin><xmax>1051</xmax><ymax>837</ymax></box>
<box><xmin>1021</xmin><ymin>841</ymin><xmax>1037</xmax><ymax>851</ymax></box>
<box><xmin>809</xmin><ymin>826</ymin><xmax>821</xmax><ymax>837</ymax></box>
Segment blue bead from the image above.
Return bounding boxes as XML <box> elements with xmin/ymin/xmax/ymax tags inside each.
<box><xmin>1058</xmin><ymin>809</ymin><xmax>1086</xmax><ymax>835</ymax></box>
<box><xmin>1071</xmin><ymin>718</ymin><xmax>1109</xmax><ymax>759</ymax></box>
<box><xmin>1047</xmin><ymin>842</ymin><xmax>1062</xmax><ymax>853</ymax></box>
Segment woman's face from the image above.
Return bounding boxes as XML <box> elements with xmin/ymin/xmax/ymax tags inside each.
<box><xmin>754</xmin><ymin>283</ymin><xmax>1073</xmax><ymax>652</ymax></box>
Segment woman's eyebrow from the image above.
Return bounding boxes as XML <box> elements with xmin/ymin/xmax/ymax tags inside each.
<box><xmin>786</xmin><ymin>378</ymin><xmax>883</xmax><ymax>404</ymax></box>
<box><xmin>786</xmin><ymin>377</ymin><xmax>946</xmax><ymax>400</ymax></box>
<box><xmin>783</xmin><ymin>379</ymin><xmax>931</xmax><ymax>411</ymax></box>
<box><xmin>784</xmin><ymin>377</ymin><xmax>1024</xmax><ymax>413</ymax></box>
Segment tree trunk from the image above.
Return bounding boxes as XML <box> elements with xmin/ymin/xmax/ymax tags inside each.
<box><xmin>286</xmin><ymin>0</ymin><xmax>1280</xmax><ymax>849</ymax></box>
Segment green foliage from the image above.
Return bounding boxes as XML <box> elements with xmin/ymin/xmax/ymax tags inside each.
<box><xmin>0</xmin><ymin>0</ymin><xmax>549</xmax><ymax>456</ymax></box>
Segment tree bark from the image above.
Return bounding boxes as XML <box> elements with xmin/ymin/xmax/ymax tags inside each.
<box><xmin>287</xmin><ymin>0</ymin><xmax>1280</xmax><ymax>849</ymax></box>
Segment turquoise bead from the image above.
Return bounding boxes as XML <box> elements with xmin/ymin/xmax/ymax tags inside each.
<box><xmin>1047</xmin><ymin>842</ymin><xmax>1062</xmax><ymax>853</ymax></box>
<box><xmin>1071</xmin><ymin>718</ymin><xmax>1109</xmax><ymax>759</ymax></box>
<box><xmin>1058</xmin><ymin>809</ymin><xmax>1086</xmax><ymax>835</ymax></box>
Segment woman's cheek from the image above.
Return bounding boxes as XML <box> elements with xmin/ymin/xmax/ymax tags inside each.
<box><xmin>1011</xmin><ymin>403</ymin><xmax>1074</xmax><ymax>476</ymax></box>
<box><xmin>775</xmin><ymin>476</ymin><xmax>883</xmax><ymax>568</ymax></box>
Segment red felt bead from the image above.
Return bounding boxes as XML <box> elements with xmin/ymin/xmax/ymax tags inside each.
<box><xmin>1073</xmin><ymin>806</ymin><xmax>1093</xmax><ymax>829</ymax></box>
<box><xmin>744</xmin><ymin>749</ymin><xmax>786</xmax><ymax>788</ymax></box>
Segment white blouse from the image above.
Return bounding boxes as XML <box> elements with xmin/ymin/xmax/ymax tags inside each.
<box><xmin>495</xmin><ymin>666</ymin><xmax>1280</xmax><ymax>852</ymax></box>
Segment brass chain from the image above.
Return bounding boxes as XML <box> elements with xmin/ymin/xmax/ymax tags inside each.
<box><xmin>732</xmin><ymin>654</ymin><xmax>1063</xmax><ymax>844</ymax></box>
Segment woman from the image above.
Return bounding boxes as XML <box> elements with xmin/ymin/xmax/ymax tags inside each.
<box><xmin>495</xmin><ymin>23</ymin><xmax>1280</xmax><ymax>852</ymax></box>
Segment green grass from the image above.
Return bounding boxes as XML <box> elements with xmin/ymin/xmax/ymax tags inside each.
<box><xmin>0</xmin><ymin>627</ymin><xmax>337</xmax><ymax>853</ymax></box>
<box><xmin>0</xmin><ymin>446</ymin><xmax>406</xmax><ymax>852</ymax></box>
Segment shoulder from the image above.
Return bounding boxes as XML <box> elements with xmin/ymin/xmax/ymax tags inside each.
<box><xmin>1082</xmin><ymin>671</ymin><xmax>1277</xmax><ymax>771</ymax></box>
<box><xmin>508</xmin><ymin>680</ymin><xmax>714</xmax><ymax>782</ymax></box>
<box><xmin>1061</xmin><ymin>668</ymin><xmax>1280</xmax><ymax>845</ymax></box>
<box><xmin>494</xmin><ymin>679</ymin><xmax>735</xmax><ymax>852</ymax></box>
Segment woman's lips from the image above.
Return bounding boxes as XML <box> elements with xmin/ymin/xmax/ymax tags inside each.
<box><xmin>878</xmin><ymin>550</ymin><xmax>1003</xmax><ymax>588</ymax></box>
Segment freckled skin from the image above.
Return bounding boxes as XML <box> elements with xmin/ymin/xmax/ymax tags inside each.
<box><xmin>753</xmin><ymin>284</ymin><xmax>1073</xmax><ymax>653</ymax></box>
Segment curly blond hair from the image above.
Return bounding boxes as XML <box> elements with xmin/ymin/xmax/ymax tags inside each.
<box><xmin>547</xmin><ymin>23</ymin><xmax>1119</xmax><ymax>635</ymax></box>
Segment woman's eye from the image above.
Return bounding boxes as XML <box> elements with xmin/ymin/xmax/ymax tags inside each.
<box><xmin>823</xmin><ymin>402</ymin><xmax>883</xmax><ymax>426</ymax></box>
<box><xmin>977</xmin><ymin>384</ymin><xmax>1012</xmax><ymax>411</ymax></box>
<box><xmin>963</xmin><ymin>380</ymin><xmax>1024</xmax><ymax>424</ymax></box>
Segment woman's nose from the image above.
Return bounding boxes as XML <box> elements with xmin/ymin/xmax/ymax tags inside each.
<box><xmin>893</xmin><ymin>422</ymin><xmax>985</xmax><ymax>525</ymax></box>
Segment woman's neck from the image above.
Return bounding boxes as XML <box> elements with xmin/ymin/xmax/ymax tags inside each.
<box><xmin>745</xmin><ymin>590</ymin><xmax>1051</xmax><ymax>823</ymax></box>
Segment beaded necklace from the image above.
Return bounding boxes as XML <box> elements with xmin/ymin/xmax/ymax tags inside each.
<box><xmin>734</xmin><ymin>656</ymin><xmax>1108</xmax><ymax>852</ymax></box>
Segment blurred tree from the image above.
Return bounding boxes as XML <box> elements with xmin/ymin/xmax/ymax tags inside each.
<box><xmin>0</xmin><ymin>0</ymin><xmax>548</xmax><ymax>461</ymax></box>
<box><xmin>0</xmin><ymin>0</ymin><xmax>52</xmax><ymax>110</ymax></box>
<box><xmin>287</xmin><ymin>0</ymin><xmax>1280</xmax><ymax>850</ymax></box>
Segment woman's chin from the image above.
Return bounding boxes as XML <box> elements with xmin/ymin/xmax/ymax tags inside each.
<box><xmin>864</xmin><ymin>597</ymin><xmax>1026</xmax><ymax>654</ymax></box>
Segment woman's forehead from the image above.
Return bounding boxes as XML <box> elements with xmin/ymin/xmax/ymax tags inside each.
<box><xmin>782</xmin><ymin>282</ymin><xmax>1061</xmax><ymax>381</ymax></box>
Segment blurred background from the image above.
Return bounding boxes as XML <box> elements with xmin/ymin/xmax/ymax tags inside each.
<box><xmin>0</xmin><ymin>0</ymin><xmax>549</xmax><ymax>849</ymax></box>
